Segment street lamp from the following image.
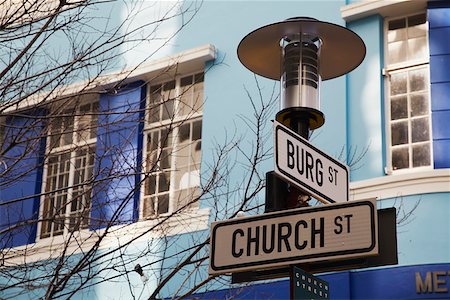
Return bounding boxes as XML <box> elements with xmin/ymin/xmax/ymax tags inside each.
<box><xmin>238</xmin><ymin>17</ymin><xmax>365</xmax><ymax>210</ymax></box>
<box><xmin>238</xmin><ymin>17</ymin><xmax>365</xmax><ymax>138</ymax></box>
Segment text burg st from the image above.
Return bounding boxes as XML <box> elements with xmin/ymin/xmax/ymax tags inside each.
<box><xmin>274</xmin><ymin>121</ymin><xmax>350</xmax><ymax>204</ymax></box>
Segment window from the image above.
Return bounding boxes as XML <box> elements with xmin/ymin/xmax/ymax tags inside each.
<box><xmin>385</xmin><ymin>13</ymin><xmax>432</xmax><ymax>171</ymax></box>
<box><xmin>40</xmin><ymin>101</ymin><xmax>98</xmax><ymax>238</ymax></box>
<box><xmin>143</xmin><ymin>72</ymin><xmax>203</xmax><ymax>218</ymax></box>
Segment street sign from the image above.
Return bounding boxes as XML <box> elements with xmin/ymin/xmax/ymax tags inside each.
<box><xmin>293</xmin><ymin>267</ymin><xmax>329</xmax><ymax>299</ymax></box>
<box><xmin>209</xmin><ymin>199</ymin><xmax>378</xmax><ymax>275</ymax></box>
<box><xmin>274</xmin><ymin>120</ymin><xmax>349</xmax><ymax>204</ymax></box>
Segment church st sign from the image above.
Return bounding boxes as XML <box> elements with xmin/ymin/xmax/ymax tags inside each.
<box><xmin>209</xmin><ymin>199</ymin><xmax>378</xmax><ymax>275</ymax></box>
<box><xmin>274</xmin><ymin>120</ymin><xmax>349</xmax><ymax>204</ymax></box>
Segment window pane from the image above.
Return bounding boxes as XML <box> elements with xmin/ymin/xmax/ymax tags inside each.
<box><xmin>143</xmin><ymin>197</ymin><xmax>156</xmax><ymax>217</ymax></box>
<box><xmin>158</xmin><ymin>172</ymin><xmax>170</xmax><ymax>192</ymax></box>
<box><xmin>193</xmin><ymin>120</ymin><xmax>202</xmax><ymax>140</ymax></box>
<box><xmin>179</xmin><ymin>123</ymin><xmax>190</xmax><ymax>143</ymax></box>
<box><xmin>389</xmin><ymin>18</ymin><xmax>406</xmax><ymax>31</ymax></box>
<box><xmin>409</xmin><ymin>68</ymin><xmax>428</xmax><ymax>92</ymax></box>
<box><xmin>161</xmin><ymin>129</ymin><xmax>172</xmax><ymax>148</ymax></box>
<box><xmin>390</xmin><ymin>72</ymin><xmax>407</xmax><ymax>95</ymax></box>
<box><xmin>149</xmin><ymin>105</ymin><xmax>160</xmax><ymax>123</ymax></box>
<box><xmin>388</xmin><ymin>41</ymin><xmax>407</xmax><ymax>65</ymax></box>
<box><xmin>411</xmin><ymin>117</ymin><xmax>429</xmax><ymax>142</ymax></box>
<box><xmin>146</xmin><ymin>174</ymin><xmax>156</xmax><ymax>195</ymax></box>
<box><xmin>413</xmin><ymin>144</ymin><xmax>430</xmax><ymax>167</ymax></box>
<box><xmin>158</xmin><ymin>194</ymin><xmax>169</xmax><ymax>214</ymax></box>
<box><xmin>194</xmin><ymin>73</ymin><xmax>204</xmax><ymax>83</ymax></box>
<box><xmin>161</xmin><ymin>99</ymin><xmax>174</xmax><ymax>121</ymax></box>
<box><xmin>388</xmin><ymin>27</ymin><xmax>406</xmax><ymax>43</ymax></box>
<box><xmin>407</xmin><ymin>14</ymin><xmax>427</xmax><ymax>38</ymax></box>
<box><xmin>77</xmin><ymin>103</ymin><xmax>98</xmax><ymax>142</ymax></box>
<box><xmin>193</xmin><ymin>141</ymin><xmax>202</xmax><ymax>166</ymax></box>
<box><xmin>150</xmin><ymin>85</ymin><xmax>162</xmax><ymax>104</ymax></box>
<box><xmin>179</xmin><ymin>90</ymin><xmax>192</xmax><ymax>116</ymax></box>
<box><xmin>163</xmin><ymin>80</ymin><xmax>175</xmax><ymax>91</ymax></box>
<box><xmin>408</xmin><ymin>37</ymin><xmax>427</xmax><ymax>61</ymax></box>
<box><xmin>161</xmin><ymin>149</ymin><xmax>171</xmax><ymax>169</ymax></box>
<box><xmin>391</xmin><ymin>121</ymin><xmax>408</xmax><ymax>145</ymax></box>
<box><xmin>392</xmin><ymin>147</ymin><xmax>409</xmax><ymax>170</ymax></box>
<box><xmin>181</xmin><ymin>75</ymin><xmax>193</xmax><ymax>86</ymax></box>
<box><xmin>391</xmin><ymin>96</ymin><xmax>408</xmax><ymax>120</ymax></box>
<box><xmin>411</xmin><ymin>93</ymin><xmax>428</xmax><ymax>117</ymax></box>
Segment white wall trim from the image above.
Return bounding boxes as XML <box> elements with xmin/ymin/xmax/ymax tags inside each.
<box><xmin>350</xmin><ymin>169</ymin><xmax>450</xmax><ymax>201</ymax></box>
<box><xmin>6</xmin><ymin>44</ymin><xmax>216</xmax><ymax>113</ymax></box>
<box><xmin>341</xmin><ymin>0</ymin><xmax>428</xmax><ymax>22</ymax></box>
<box><xmin>2</xmin><ymin>208</ymin><xmax>210</xmax><ymax>266</ymax></box>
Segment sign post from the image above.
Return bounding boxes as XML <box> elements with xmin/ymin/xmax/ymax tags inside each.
<box><xmin>274</xmin><ymin>120</ymin><xmax>349</xmax><ymax>204</ymax></box>
<box><xmin>209</xmin><ymin>198</ymin><xmax>378</xmax><ymax>275</ymax></box>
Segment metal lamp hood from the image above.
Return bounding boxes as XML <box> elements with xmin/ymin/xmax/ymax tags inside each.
<box><xmin>237</xmin><ymin>17</ymin><xmax>366</xmax><ymax>81</ymax></box>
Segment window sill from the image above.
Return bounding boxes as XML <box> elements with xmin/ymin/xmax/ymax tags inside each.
<box><xmin>349</xmin><ymin>168</ymin><xmax>450</xmax><ymax>201</ymax></box>
<box><xmin>2</xmin><ymin>208</ymin><xmax>210</xmax><ymax>266</ymax></box>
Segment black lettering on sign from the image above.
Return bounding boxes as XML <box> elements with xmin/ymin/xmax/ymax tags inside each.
<box><xmin>344</xmin><ymin>214</ymin><xmax>353</xmax><ymax>233</ymax></box>
<box><xmin>328</xmin><ymin>166</ymin><xmax>338</xmax><ymax>185</ymax></box>
<box><xmin>247</xmin><ymin>226</ymin><xmax>260</xmax><ymax>256</ymax></box>
<box><xmin>262</xmin><ymin>224</ymin><xmax>275</xmax><ymax>253</ymax></box>
<box><xmin>285</xmin><ymin>140</ymin><xmax>324</xmax><ymax>185</ymax></box>
<box><xmin>278</xmin><ymin>222</ymin><xmax>292</xmax><ymax>252</ymax></box>
<box><xmin>306</xmin><ymin>151</ymin><xmax>314</xmax><ymax>182</ymax></box>
<box><xmin>334</xmin><ymin>214</ymin><xmax>353</xmax><ymax>234</ymax></box>
<box><xmin>311</xmin><ymin>218</ymin><xmax>325</xmax><ymax>248</ymax></box>
<box><xmin>334</xmin><ymin>216</ymin><xmax>343</xmax><ymax>234</ymax></box>
<box><xmin>316</xmin><ymin>159</ymin><xmax>323</xmax><ymax>186</ymax></box>
<box><xmin>294</xmin><ymin>220</ymin><xmax>308</xmax><ymax>250</ymax></box>
<box><xmin>232</xmin><ymin>229</ymin><xmax>244</xmax><ymax>258</ymax></box>
<box><xmin>287</xmin><ymin>140</ymin><xmax>295</xmax><ymax>170</ymax></box>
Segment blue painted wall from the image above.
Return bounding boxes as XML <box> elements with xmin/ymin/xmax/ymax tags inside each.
<box><xmin>189</xmin><ymin>263</ymin><xmax>450</xmax><ymax>299</ymax></box>
<box><xmin>429</xmin><ymin>1</ymin><xmax>450</xmax><ymax>168</ymax></box>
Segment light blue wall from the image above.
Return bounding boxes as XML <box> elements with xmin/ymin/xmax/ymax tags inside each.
<box><xmin>346</xmin><ymin>15</ymin><xmax>385</xmax><ymax>181</ymax></box>
<box><xmin>378</xmin><ymin>193</ymin><xmax>450</xmax><ymax>265</ymax></box>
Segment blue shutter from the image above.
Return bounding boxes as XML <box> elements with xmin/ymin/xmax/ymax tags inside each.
<box><xmin>90</xmin><ymin>81</ymin><xmax>146</xmax><ymax>229</ymax></box>
<box><xmin>0</xmin><ymin>110</ymin><xmax>46</xmax><ymax>248</ymax></box>
<box><xmin>428</xmin><ymin>1</ymin><xmax>450</xmax><ymax>168</ymax></box>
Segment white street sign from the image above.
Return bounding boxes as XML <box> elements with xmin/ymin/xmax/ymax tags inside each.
<box><xmin>274</xmin><ymin>120</ymin><xmax>349</xmax><ymax>204</ymax></box>
<box><xmin>209</xmin><ymin>199</ymin><xmax>378</xmax><ymax>275</ymax></box>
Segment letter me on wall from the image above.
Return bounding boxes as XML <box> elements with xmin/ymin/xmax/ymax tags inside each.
<box><xmin>209</xmin><ymin>199</ymin><xmax>378</xmax><ymax>275</ymax></box>
<box><xmin>274</xmin><ymin>121</ymin><xmax>349</xmax><ymax>204</ymax></box>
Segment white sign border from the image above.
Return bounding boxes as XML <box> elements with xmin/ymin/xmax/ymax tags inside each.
<box><xmin>209</xmin><ymin>199</ymin><xmax>377</xmax><ymax>274</ymax></box>
<box><xmin>274</xmin><ymin>121</ymin><xmax>350</xmax><ymax>204</ymax></box>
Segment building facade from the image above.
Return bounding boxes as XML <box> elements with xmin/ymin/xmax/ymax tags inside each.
<box><xmin>1</xmin><ymin>0</ymin><xmax>449</xmax><ymax>299</ymax></box>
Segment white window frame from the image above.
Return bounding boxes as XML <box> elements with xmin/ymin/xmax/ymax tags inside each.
<box><xmin>383</xmin><ymin>12</ymin><xmax>433</xmax><ymax>175</ymax></box>
<box><xmin>141</xmin><ymin>71</ymin><xmax>203</xmax><ymax>219</ymax></box>
<box><xmin>37</xmin><ymin>98</ymin><xmax>98</xmax><ymax>240</ymax></box>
